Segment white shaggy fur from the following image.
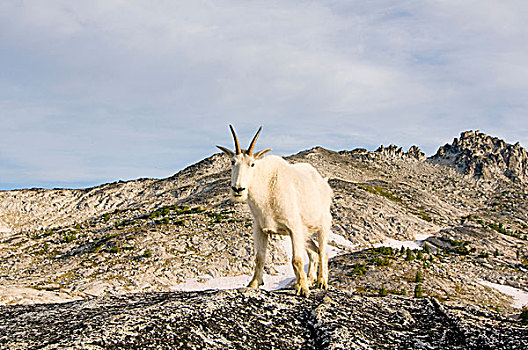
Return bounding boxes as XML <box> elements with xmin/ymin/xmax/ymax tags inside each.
<box><xmin>217</xmin><ymin>126</ymin><xmax>333</xmax><ymax>296</ymax></box>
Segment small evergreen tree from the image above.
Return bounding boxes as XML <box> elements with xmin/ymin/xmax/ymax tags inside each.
<box><xmin>379</xmin><ymin>284</ymin><xmax>388</xmax><ymax>297</ymax></box>
<box><xmin>143</xmin><ymin>249</ymin><xmax>152</xmax><ymax>258</ymax></box>
<box><xmin>414</xmin><ymin>284</ymin><xmax>423</xmax><ymax>298</ymax></box>
<box><xmin>400</xmin><ymin>246</ymin><xmax>405</xmax><ymax>255</ymax></box>
<box><xmin>479</xmin><ymin>251</ymin><xmax>489</xmax><ymax>258</ymax></box>
<box><xmin>416</xmin><ymin>250</ymin><xmax>424</xmax><ymax>260</ymax></box>
<box><xmin>423</xmin><ymin>244</ymin><xmax>430</xmax><ymax>254</ymax></box>
<box><xmin>520</xmin><ymin>306</ymin><xmax>528</xmax><ymax>325</ymax></box>
<box><xmin>415</xmin><ymin>271</ymin><xmax>423</xmax><ymax>283</ymax></box>
<box><xmin>405</xmin><ymin>248</ymin><xmax>415</xmax><ymax>261</ymax></box>
<box><xmin>494</xmin><ymin>248</ymin><xmax>500</xmax><ymax>257</ymax></box>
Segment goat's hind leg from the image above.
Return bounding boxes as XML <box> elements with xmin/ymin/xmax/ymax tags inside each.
<box><xmin>306</xmin><ymin>239</ymin><xmax>319</xmax><ymax>287</ymax></box>
<box><xmin>247</xmin><ymin>226</ymin><xmax>268</xmax><ymax>289</ymax></box>
<box><xmin>291</xmin><ymin>227</ymin><xmax>310</xmax><ymax>297</ymax></box>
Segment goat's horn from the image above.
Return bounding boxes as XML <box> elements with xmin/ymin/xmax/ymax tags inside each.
<box><xmin>229</xmin><ymin>125</ymin><xmax>241</xmax><ymax>155</ymax></box>
<box><xmin>247</xmin><ymin>126</ymin><xmax>262</xmax><ymax>156</ymax></box>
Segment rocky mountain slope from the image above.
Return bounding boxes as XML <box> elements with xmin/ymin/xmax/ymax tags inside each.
<box><xmin>0</xmin><ymin>130</ymin><xmax>527</xmax><ymax>348</ymax></box>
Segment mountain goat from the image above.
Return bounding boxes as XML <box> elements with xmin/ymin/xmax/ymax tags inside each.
<box><xmin>217</xmin><ymin>125</ymin><xmax>333</xmax><ymax>297</ymax></box>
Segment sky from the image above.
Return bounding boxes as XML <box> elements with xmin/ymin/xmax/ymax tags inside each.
<box><xmin>1</xmin><ymin>1</ymin><xmax>527</xmax><ymax>190</ymax></box>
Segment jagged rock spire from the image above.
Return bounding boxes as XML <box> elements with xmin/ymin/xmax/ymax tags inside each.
<box><xmin>430</xmin><ymin>130</ymin><xmax>528</xmax><ymax>183</ymax></box>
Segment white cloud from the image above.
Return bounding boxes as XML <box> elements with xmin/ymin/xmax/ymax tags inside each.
<box><xmin>1</xmin><ymin>1</ymin><xmax>527</xmax><ymax>188</ymax></box>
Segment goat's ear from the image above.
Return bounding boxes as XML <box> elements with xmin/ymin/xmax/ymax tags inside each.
<box><xmin>217</xmin><ymin>145</ymin><xmax>235</xmax><ymax>157</ymax></box>
<box><xmin>254</xmin><ymin>149</ymin><xmax>271</xmax><ymax>160</ymax></box>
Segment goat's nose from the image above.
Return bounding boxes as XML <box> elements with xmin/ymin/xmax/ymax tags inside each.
<box><xmin>232</xmin><ymin>186</ymin><xmax>246</xmax><ymax>193</ymax></box>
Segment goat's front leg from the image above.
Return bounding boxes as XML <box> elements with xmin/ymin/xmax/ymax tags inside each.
<box><xmin>247</xmin><ymin>226</ymin><xmax>268</xmax><ymax>289</ymax></box>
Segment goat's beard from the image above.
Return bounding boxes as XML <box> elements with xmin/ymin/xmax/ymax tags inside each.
<box><xmin>230</xmin><ymin>191</ymin><xmax>248</xmax><ymax>203</ymax></box>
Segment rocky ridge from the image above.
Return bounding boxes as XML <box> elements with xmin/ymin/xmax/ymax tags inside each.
<box><xmin>375</xmin><ymin>144</ymin><xmax>426</xmax><ymax>161</ymax></box>
<box><xmin>1</xmin><ymin>288</ymin><xmax>527</xmax><ymax>350</ymax></box>
<box><xmin>430</xmin><ymin>130</ymin><xmax>528</xmax><ymax>184</ymax></box>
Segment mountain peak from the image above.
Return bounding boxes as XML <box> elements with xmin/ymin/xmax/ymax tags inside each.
<box><xmin>430</xmin><ymin>130</ymin><xmax>528</xmax><ymax>183</ymax></box>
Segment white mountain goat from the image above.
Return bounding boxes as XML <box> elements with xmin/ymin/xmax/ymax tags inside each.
<box><xmin>217</xmin><ymin>125</ymin><xmax>333</xmax><ymax>296</ymax></box>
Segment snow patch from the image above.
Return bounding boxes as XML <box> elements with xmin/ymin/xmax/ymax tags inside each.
<box><xmin>0</xmin><ymin>286</ymin><xmax>82</xmax><ymax>305</ymax></box>
<box><xmin>171</xmin><ymin>230</ymin><xmax>356</xmax><ymax>292</ymax></box>
<box><xmin>375</xmin><ymin>233</ymin><xmax>432</xmax><ymax>250</ymax></box>
<box><xmin>0</xmin><ymin>222</ymin><xmax>11</xmax><ymax>234</ymax></box>
<box><xmin>329</xmin><ymin>231</ymin><xmax>358</xmax><ymax>252</ymax></box>
<box><xmin>331</xmin><ymin>178</ymin><xmax>359</xmax><ymax>185</ymax></box>
<box><xmin>478</xmin><ymin>280</ymin><xmax>528</xmax><ymax>309</ymax></box>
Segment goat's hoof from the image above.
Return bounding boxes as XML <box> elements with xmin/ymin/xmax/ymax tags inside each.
<box><xmin>247</xmin><ymin>279</ymin><xmax>261</xmax><ymax>289</ymax></box>
<box><xmin>295</xmin><ymin>283</ymin><xmax>310</xmax><ymax>298</ymax></box>
<box><xmin>316</xmin><ymin>279</ymin><xmax>328</xmax><ymax>290</ymax></box>
<box><xmin>307</xmin><ymin>276</ymin><xmax>317</xmax><ymax>288</ymax></box>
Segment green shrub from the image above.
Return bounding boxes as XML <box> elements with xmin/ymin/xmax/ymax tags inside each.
<box><xmin>414</xmin><ymin>284</ymin><xmax>423</xmax><ymax>298</ymax></box>
<box><xmin>143</xmin><ymin>249</ymin><xmax>152</xmax><ymax>258</ymax></box>
<box><xmin>416</xmin><ymin>211</ymin><xmax>432</xmax><ymax>222</ymax></box>
<box><xmin>450</xmin><ymin>239</ymin><xmax>464</xmax><ymax>246</ymax></box>
<box><xmin>374</xmin><ymin>256</ymin><xmax>391</xmax><ymax>266</ymax></box>
<box><xmin>40</xmin><ymin>242</ymin><xmax>49</xmax><ymax>253</ymax></box>
<box><xmin>489</xmin><ymin>222</ymin><xmax>508</xmax><ymax>235</ymax></box>
<box><xmin>372</xmin><ymin>247</ymin><xmax>394</xmax><ymax>256</ymax></box>
<box><xmin>453</xmin><ymin>246</ymin><xmax>470</xmax><ymax>255</ymax></box>
<box><xmin>349</xmin><ymin>263</ymin><xmax>368</xmax><ymax>276</ymax></box>
<box><xmin>62</xmin><ymin>233</ymin><xmax>76</xmax><ymax>243</ymax></box>
<box><xmin>42</xmin><ymin>230</ymin><xmax>55</xmax><ymax>238</ymax></box>
<box><xmin>388</xmin><ymin>288</ymin><xmax>407</xmax><ymax>296</ymax></box>
<box><xmin>206</xmin><ymin>211</ymin><xmax>228</xmax><ymax>223</ymax></box>
<box><xmin>358</xmin><ymin>184</ymin><xmax>403</xmax><ymax>203</ymax></box>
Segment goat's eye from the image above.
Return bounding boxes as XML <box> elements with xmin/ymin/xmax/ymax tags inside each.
<box><xmin>251</xmin><ymin>163</ymin><xmax>255</xmax><ymax>167</ymax></box>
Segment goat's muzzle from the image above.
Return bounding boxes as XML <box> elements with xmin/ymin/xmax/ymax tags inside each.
<box><xmin>231</xmin><ymin>186</ymin><xmax>247</xmax><ymax>202</ymax></box>
<box><xmin>231</xmin><ymin>186</ymin><xmax>246</xmax><ymax>195</ymax></box>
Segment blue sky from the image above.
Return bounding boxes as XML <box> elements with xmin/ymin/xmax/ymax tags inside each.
<box><xmin>1</xmin><ymin>1</ymin><xmax>527</xmax><ymax>190</ymax></box>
